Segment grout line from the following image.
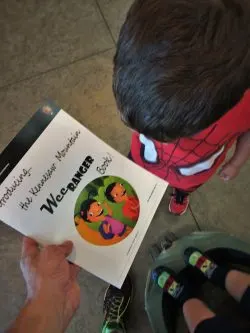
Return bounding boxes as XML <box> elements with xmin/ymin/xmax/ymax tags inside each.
<box><xmin>95</xmin><ymin>0</ymin><xmax>117</xmax><ymax>45</ymax></box>
<box><xmin>189</xmin><ymin>204</ymin><xmax>202</xmax><ymax>231</ymax></box>
<box><xmin>0</xmin><ymin>47</ymin><xmax>114</xmax><ymax>91</ymax></box>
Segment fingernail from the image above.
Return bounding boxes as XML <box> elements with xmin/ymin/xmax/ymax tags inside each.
<box><xmin>64</xmin><ymin>240</ymin><xmax>73</xmax><ymax>246</ymax></box>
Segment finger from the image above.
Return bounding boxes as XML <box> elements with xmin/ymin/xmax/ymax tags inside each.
<box><xmin>219</xmin><ymin>172</ymin><xmax>230</xmax><ymax>181</ymax></box>
<box><xmin>57</xmin><ymin>241</ymin><xmax>73</xmax><ymax>257</ymax></box>
<box><xmin>218</xmin><ymin>166</ymin><xmax>227</xmax><ymax>178</ymax></box>
<box><xmin>21</xmin><ymin>236</ymin><xmax>39</xmax><ymax>260</ymax></box>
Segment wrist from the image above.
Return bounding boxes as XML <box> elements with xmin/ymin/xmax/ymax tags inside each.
<box><xmin>30</xmin><ymin>283</ymin><xmax>66</xmax><ymax>303</ymax></box>
<box><xmin>26</xmin><ymin>293</ymin><xmax>65</xmax><ymax>333</ymax></box>
<box><xmin>7</xmin><ymin>297</ymin><xmax>64</xmax><ymax>333</ymax></box>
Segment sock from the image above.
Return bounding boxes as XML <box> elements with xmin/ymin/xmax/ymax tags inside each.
<box><xmin>152</xmin><ymin>267</ymin><xmax>194</xmax><ymax>305</ymax></box>
<box><xmin>186</xmin><ymin>248</ymin><xmax>230</xmax><ymax>289</ymax></box>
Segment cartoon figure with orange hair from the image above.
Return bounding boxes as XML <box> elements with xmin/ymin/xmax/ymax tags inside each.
<box><xmin>80</xmin><ymin>199</ymin><xmax>129</xmax><ymax>240</ymax></box>
<box><xmin>105</xmin><ymin>182</ymin><xmax>140</xmax><ymax>221</ymax></box>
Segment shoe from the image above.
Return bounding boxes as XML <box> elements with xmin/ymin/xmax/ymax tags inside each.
<box><xmin>169</xmin><ymin>189</ymin><xmax>189</xmax><ymax>215</ymax></box>
<box><xmin>184</xmin><ymin>247</ymin><xmax>204</xmax><ymax>266</ymax></box>
<box><xmin>183</xmin><ymin>247</ymin><xmax>230</xmax><ymax>289</ymax></box>
<box><xmin>184</xmin><ymin>247</ymin><xmax>217</xmax><ymax>278</ymax></box>
<box><xmin>152</xmin><ymin>266</ymin><xmax>195</xmax><ymax>305</ymax></box>
<box><xmin>101</xmin><ymin>276</ymin><xmax>133</xmax><ymax>333</ymax></box>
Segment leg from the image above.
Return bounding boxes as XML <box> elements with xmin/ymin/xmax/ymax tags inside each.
<box><xmin>169</xmin><ymin>188</ymin><xmax>190</xmax><ymax>216</ymax></box>
<box><xmin>183</xmin><ymin>299</ymin><xmax>215</xmax><ymax>333</ymax></box>
<box><xmin>152</xmin><ymin>266</ymin><xmax>214</xmax><ymax>333</ymax></box>
<box><xmin>185</xmin><ymin>249</ymin><xmax>250</xmax><ymax>315</ymax></box>
<box><xmin>183</xmin><ymin>296</ymin><xmax>246</xmax><ymax>333</ymax></box>
<box><xmin>152</xmin><ymin>266</ymin><xmax>241</xmax><ymax>333</ymax></box>
<box><xmin>225</xmin><ymin>270</ymin><xmax>250</xmax><ymax>302</ymax></box>
<box><xmin>101</xmin><ymin>276</ymin><xmax>132</xmax><ymax>333</ymax></box>
<box><xmin>225</xmin><ymin>270</ymin><xmax>250</xmax><ymax>315</ymax></box>
<box><xmin>169</xmin><ymin>184</ymin><xmax>202</xmax><ymax>216</ymax></box>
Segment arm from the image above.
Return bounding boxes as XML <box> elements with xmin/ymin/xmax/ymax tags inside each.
<box><xmin>131</xmin><ymin>198</ymin><xmax>140</xmax><ymax>211</ymax></box>
<box><xmin>102</xmin><ymin>202</ymin><xmax>112</xmax><ymax>216</ymax></box>
<box><xmin>7</xmin><ymin>237</ymin><xmax>80</xmax><ymax>333</ymax></box>
<box><xmin>7</xmin><ymin>296</ymin><xmax>64</xmax><ymax>333</ymax></box>
<box><xmin>99</xmin><ymin>221</ymin><xmax>114</xmax><ymax>239</ymax></box>
<box><xmin>219</xmin><ymin>130</ymin><xmax>250</xmax><ymax>181</ymax></box>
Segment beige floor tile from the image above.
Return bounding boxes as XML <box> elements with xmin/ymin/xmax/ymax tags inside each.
<box><xmin>0</xmin><ymin>49</ymin><xmax>131</xmax><ymax>155</ymax></box>
<box><xmin>97</xmin><ymin>0</ymin><xmax>134</xmax><ymax>40</ymax></box>
<box><xmin>190</xmin><ymin>159</ymin><xmax>250</xmax><ymax>243</ymax></box>
<box><xmin>0</xmin><ymin>0</ymin><xmax>114</xmax><ymax>87</ymax></box>
<box><xmin>0</xmin><ymin>225</ymin><xmax>25</xmax><ymax>330</ymax></box>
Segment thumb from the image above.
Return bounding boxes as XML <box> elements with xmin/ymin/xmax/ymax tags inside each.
<box><xmin>219</xmin><ymin>167</ymin><xmax>230</xmax><ymax>181</ymax></box>
<box><xmin>21</xmin><ymin>236</ymin><xmax>39</xmax><ymax>260</ymax></box>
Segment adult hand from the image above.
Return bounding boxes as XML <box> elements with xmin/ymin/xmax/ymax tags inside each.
<box><xmin>20</xmin><ymin>237</ymin><xmax>80</xmax><ymax>332</ymax></box>
<box><xmin>219</xmin><ymin>161</ymin><xmax>240</xmax><ymax>181</ymax></box>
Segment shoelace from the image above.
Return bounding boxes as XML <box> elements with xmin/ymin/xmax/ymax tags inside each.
<box><xmin>174</xmin><ymin>191</ymin><xmax>187</xmax><ymax>205</ymax></box>
<box><xmin>107</xmin><ymin>296</ymin><xmax>123</xmax><ymax>321</ymax></box>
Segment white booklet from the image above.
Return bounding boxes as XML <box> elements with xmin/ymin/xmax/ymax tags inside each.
<box><xmin>0</xmin><ymin>102</ymin><xmax>167</xmax><ymax>287</ymax></box>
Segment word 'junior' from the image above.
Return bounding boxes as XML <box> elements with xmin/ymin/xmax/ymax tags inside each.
<box><xmin>40</xmin><ymin>155</ymin><xmax>94</xmax><ymax>214</ymax></box>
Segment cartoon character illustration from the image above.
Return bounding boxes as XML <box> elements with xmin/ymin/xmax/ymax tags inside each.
<box><xmin>80</xmin><ymin>199</ymin><xmax>129</xmax><ymax>240</ymax></box>
<box><xmin>105</xmin><ymin>182</ymin><xmax>140</xmax><ymax>221</ymax></box>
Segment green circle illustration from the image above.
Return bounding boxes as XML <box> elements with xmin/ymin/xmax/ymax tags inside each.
<box><xmin>74</xmin><ymin>176</ymin><xmax>140</xmax><ymax>246</ymax></box>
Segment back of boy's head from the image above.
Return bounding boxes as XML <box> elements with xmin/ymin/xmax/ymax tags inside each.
<box><xmin>113</xmin><ymin>0</ymin><xmax>250</xmax><ymax>142</ymax></box>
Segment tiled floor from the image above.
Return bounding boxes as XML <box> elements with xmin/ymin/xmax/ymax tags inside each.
<box><xmin>0</xmin><ymin>1</ymin><xmax>249</xmax><ymax>332</ymax></box>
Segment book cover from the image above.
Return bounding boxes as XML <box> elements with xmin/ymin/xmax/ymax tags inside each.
<box><xmin>0</xmin><ymin>102</ymin><xmax>167</xmax><ymax>288</ymax></box>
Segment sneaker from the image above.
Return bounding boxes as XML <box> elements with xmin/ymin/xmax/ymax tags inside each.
<box><xmin>169</xmin><ymin>189</ymin><xmax>189</xmax><ymax>215</ymax></box>
<box><xmin>152</xmin><ymin>266</ymin><xmax>195</xmax><ymax>305</ymax></box>
<box><xmin>184</xmin><ymin>247</ymin><xmax>218</xmax><ymax>278</ymax></box>
<box><xmin>184</xmin><ymin>247</ymin><xmax>230</xmax><ymax>289</ymax></box>
<box><xmin>102</xmin><ymin>276</ymin><xmax>133</xmax><ymax>333</ymax></box>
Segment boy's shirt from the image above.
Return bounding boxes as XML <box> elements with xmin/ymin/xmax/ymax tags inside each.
<box><xmin>100</xmin><ymin>216</ymin><xmax>126</xmax><ymax>239</ymax></box>
<box><xmin>122</xmin><ymin>196</ymin><xmax>140</xmax><ymax>221</ymax></box>
<box><xmin>130</xmin><ymin>91</ymin><xmax>250</xmax><ymax>191</ymax></box>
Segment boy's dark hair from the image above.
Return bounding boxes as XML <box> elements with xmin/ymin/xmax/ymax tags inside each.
<box><xmin>80</xmin><ymin>199</ymin><xmax>96</xmax><ymax>222</ymax></box>
<box><xmin>113</xmin><ymin>0</ymin><xmax>250</xmax><ymax>141</ymax></box>
<box><xmin>105</xmin><ymin>183</ymin><xmax>117</xmax><ymax>202</ymax></box>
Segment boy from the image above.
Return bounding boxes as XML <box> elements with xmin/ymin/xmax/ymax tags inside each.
<box><xmin>113</xmin><ymin>0</ymin><xmax>250</xmax><ymax>215</ymax></box>
<box><xmin>80</xmin><ymin>199</ymin><xmax>128</xmax><ymax>239</ymax></box>
<box><xmin>105</xmin><ymin>182</ymin><xmax>140</xmax><ymax>221</ymax></box>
